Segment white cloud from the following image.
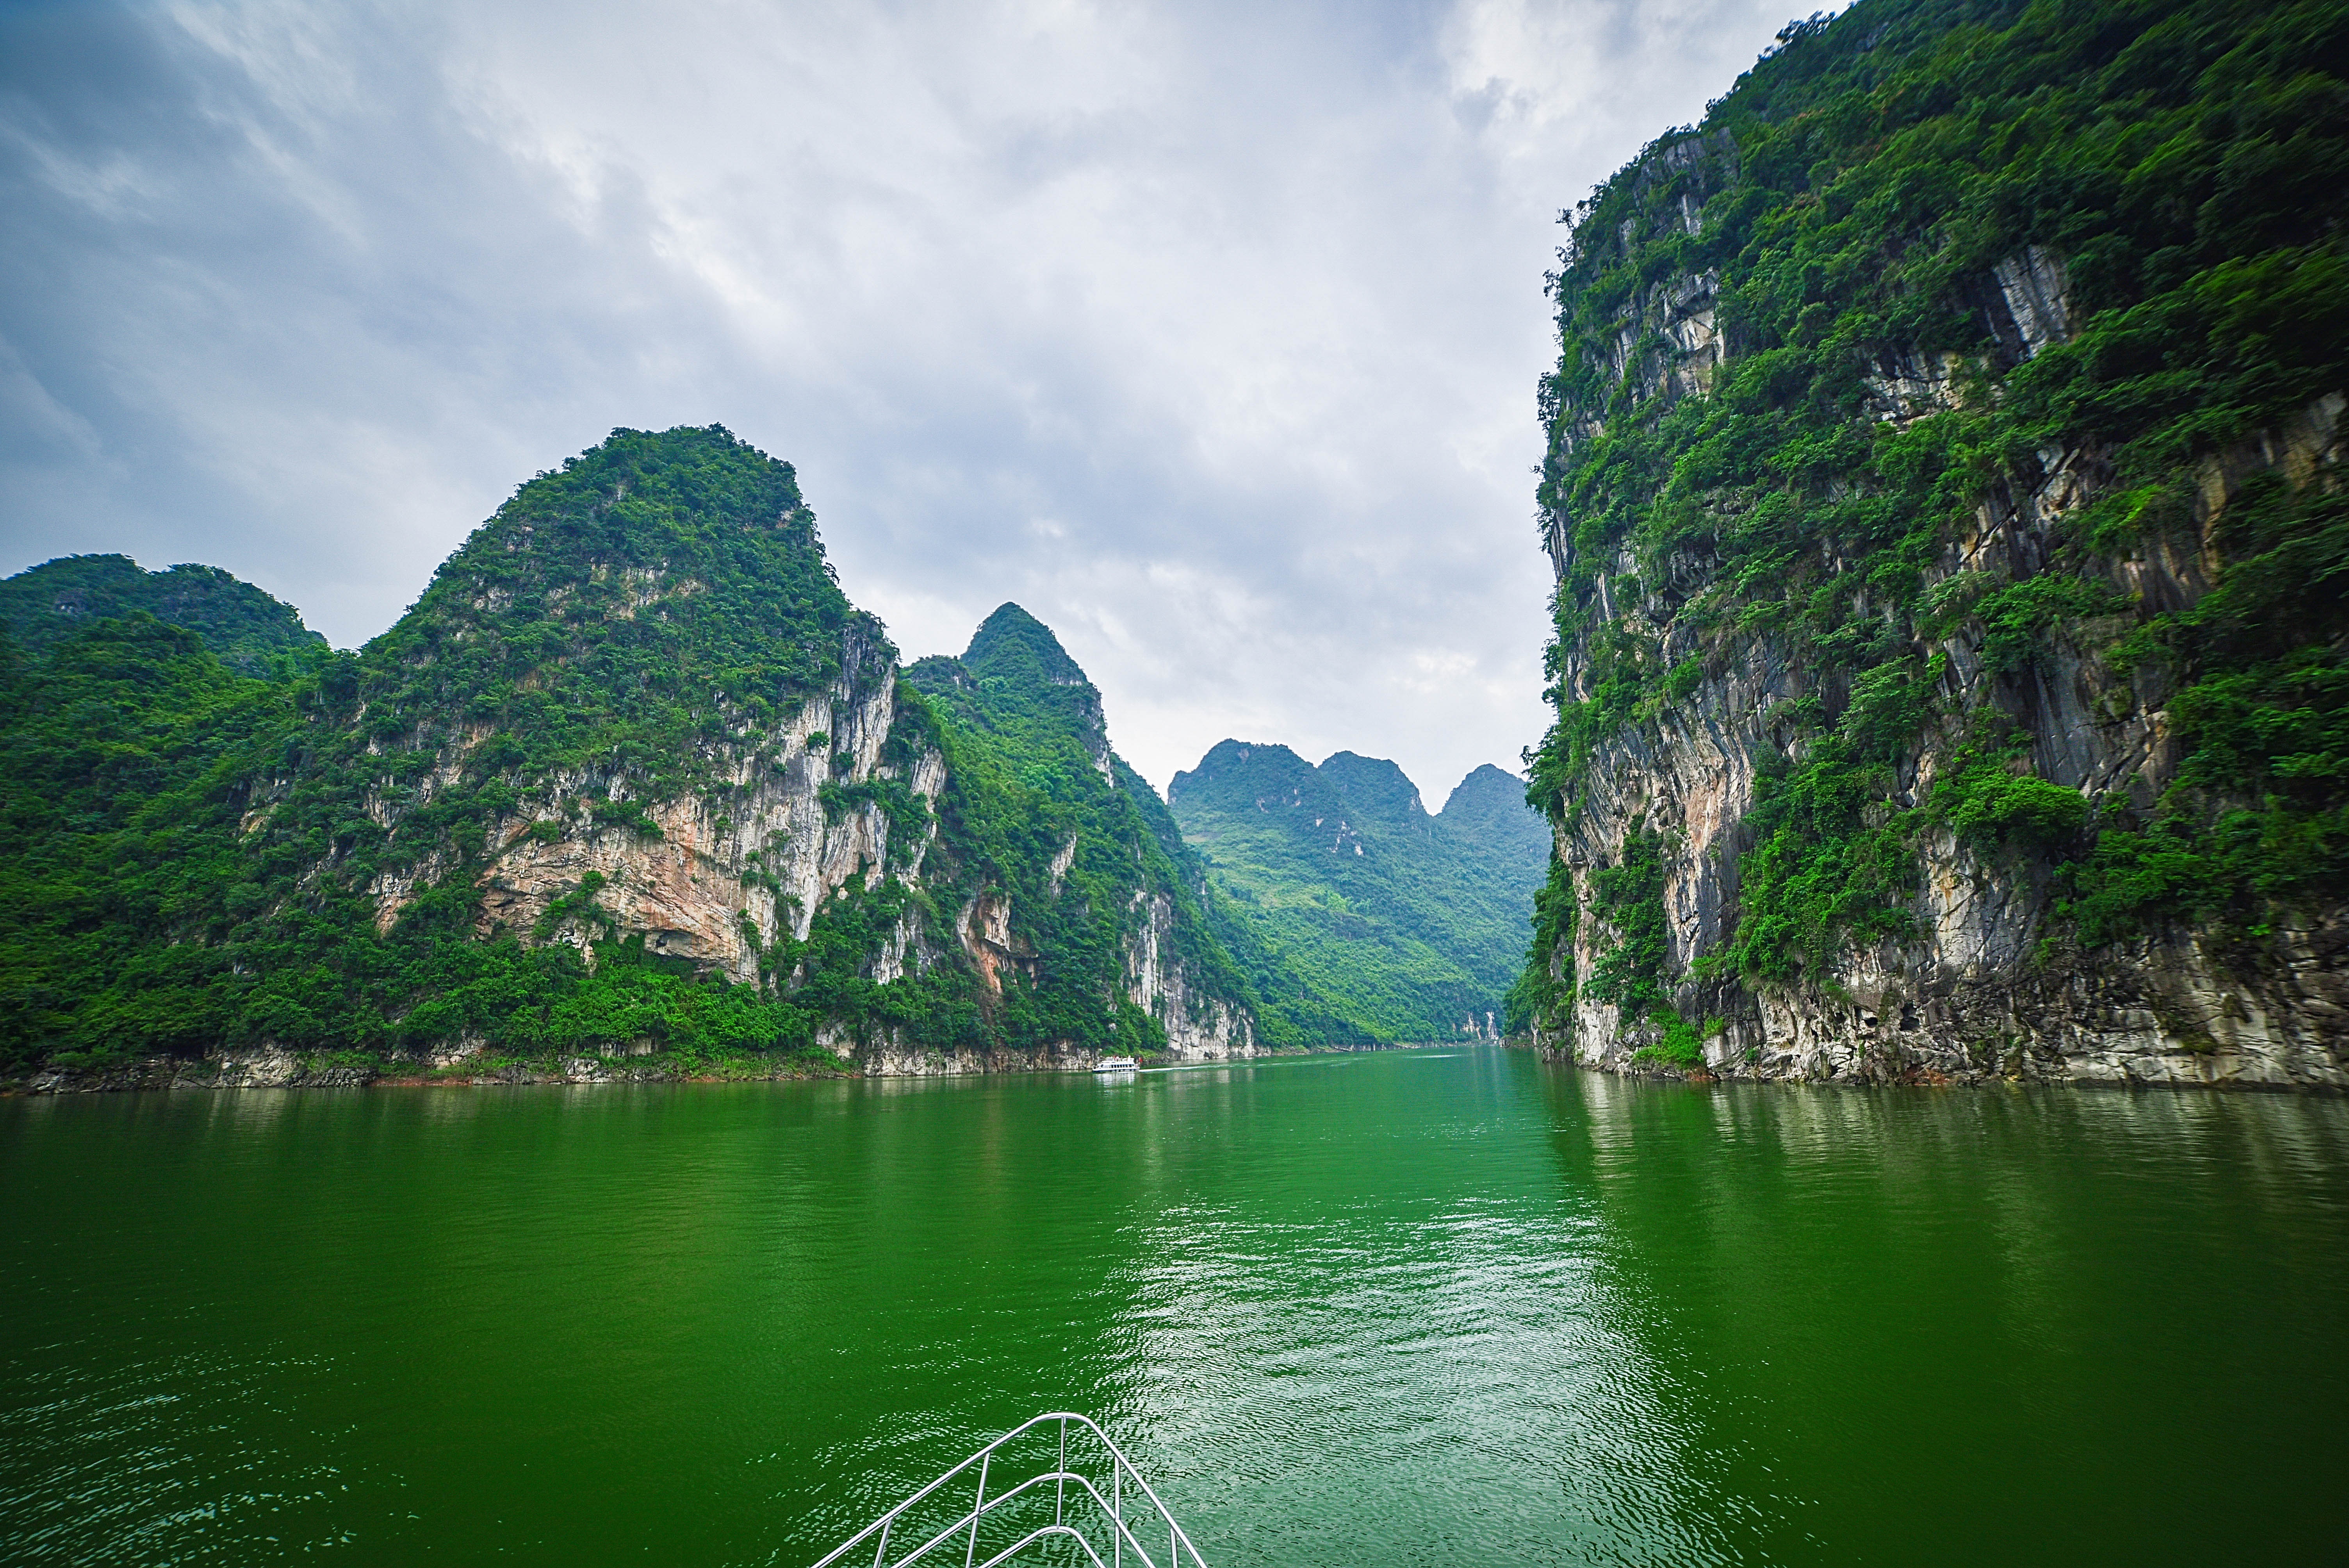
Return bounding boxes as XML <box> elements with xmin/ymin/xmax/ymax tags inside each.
<box><xmin>0</xmin><ymin>0</ymin><xmax>1796</xmax><ymax>798</ymax></box>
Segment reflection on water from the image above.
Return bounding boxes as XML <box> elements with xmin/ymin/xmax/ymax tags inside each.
<box><xmin>1551</xmin><ymin>1071</ymin><xmax>2349</xmax><ymax>1564</ymax></box>
<box><xmin>1111</xmin><ymin>1051</ymin><xmax>1735</xmax><ymax>1566</ymax></box>
<box><xmin>2</xmin><ymin>1056</ymin><xmax>2344</xmax><ymax>1565</ymax></box>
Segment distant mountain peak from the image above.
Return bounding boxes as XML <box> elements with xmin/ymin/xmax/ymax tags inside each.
<box><xmin>1436</xmin><ymin>764</ymin><xmax>1547</xmax><ymax>857</ymax></box>
<box><xmin>1168</xmin><ymin>736</ymin><xmax>1550</xmax><ymax>1042</ymax></box>
<box><xmin>1317</xmin><ymin>751</ymin><xmax>1426</xmax><ymax>825</ymax></box>
<box><xmin>1167</xmin><ymin>739</ymin><xmax>1321</xmax><ymax>811</ymax></box>
<box><xmin>1440</xmin><ymin>764</ymin><xmax>1529</xmax><ymax>814</ymax></box>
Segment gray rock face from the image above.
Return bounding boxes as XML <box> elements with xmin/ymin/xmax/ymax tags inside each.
<box><xmin>221</xmin><ymin>617</ymin><xmax>1258</xmax><ymax>1083</ymax></box>
<box><xmin>450</xmin><ymin>623</ymin><xmax>935</xmax><ymax>984</ymax></box>
<box><xmin>1530</xmin><ymin>146</ymin><xmax>2347</xmax><ymax>1091</ymax></box>
<box><xmin>1123</xmin><ymin>889</ymin><xmax>1257</xmax><ymax>1062</ymax></box>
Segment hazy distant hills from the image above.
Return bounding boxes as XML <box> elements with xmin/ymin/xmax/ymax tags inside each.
<box><xmin>1169</xmin><ymin>740</ymin><xmax>1548</xmax><ymax>1042</ymax></box>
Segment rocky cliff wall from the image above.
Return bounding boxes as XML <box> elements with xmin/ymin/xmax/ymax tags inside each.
<box><xmin>896</xmin><ymin>606</ymin><xmax>1263</xmax><ymax>1069</ymax></box>
<box><xmin>1518</xmin><ymin>4</ymin><xmax>2349</xmax><ymax>1091</ymax></box>
<box><xmin>0</xmin><ymin>430</ymin><xmax>1265</xmax><ymax>1082</ymax></box>
<box><xmin>1124</xmin><ymin>889</ymin><xmax>1257</xmax><ymax>1061</ymax></box>
<box><xmin>341</xmin><ymin>602</ymin><xmax>1262</xmax><ymax>1074</ymax></box>
<box><xmin>1542</xmin><ymin>377</ymin><xmax>2348</xmax><ymax>1089</ymax></box>
<box><xmin>458</xmin><ymin>623</ymin><xmax>931</xmax><ymax>983</ymax></box>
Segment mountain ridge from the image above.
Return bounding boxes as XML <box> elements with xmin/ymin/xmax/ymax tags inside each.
<box><xmin>0</xmin><ymin>553</ymin><xmax>326</xmax><ymax>676</ymax></box>
<box><xmin>0</xmin><ymin>429</ymin><xmax>1269</xmax><ymax>1080</ymax></box>
<box><xmin>1169</xmin><ymin>738</ymin><xmax>1549</xmax><ymax>1041</ymax></box>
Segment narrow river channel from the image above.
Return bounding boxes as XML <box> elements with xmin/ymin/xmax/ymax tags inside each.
<box><xmin>4</xmin><ymin>1049</ymin><xmax>2344</xmax><ymax>1564</ymax></box>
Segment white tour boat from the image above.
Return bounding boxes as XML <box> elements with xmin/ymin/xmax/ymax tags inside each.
<box><xmin>1093</xmin><ymin>1056</ymin><xmax>1140</xmax><ymax>1073</ymax></box>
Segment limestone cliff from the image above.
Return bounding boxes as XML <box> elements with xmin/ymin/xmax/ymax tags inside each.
<box><xmin>0</xmin><ymin>427</ymin><xmax>1262</xmax><ymax>1077</ymax></box>
<box><xmin>905</xmin><ymin>604</ymin><xmax>1261</xmax><ymax>1065</ymax></box>
<box><xmin>1517</xmin><ymin>0</ymin><xmax>2349</xmax><ymax>1089</ymax></box>
<box><xmin>445</xmin><ymin>622</ymin><xmax>931</xmax><ymax>982</ymax></box>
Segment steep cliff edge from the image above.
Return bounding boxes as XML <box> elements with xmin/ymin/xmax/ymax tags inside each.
<box><xmin>1</xmin><ymin>428</ymin><xmax>1261</xmax><ymax>1079</ymax></box>
<box><xmin>1516</xmin><ymin>0</ymin><xmax>2349</xmax><ymax>1089</ymax></box>
<box><xmin>902</xmin><ymin>603</ymin><xmax>1261</xmax><ymax>1064</ymax></box>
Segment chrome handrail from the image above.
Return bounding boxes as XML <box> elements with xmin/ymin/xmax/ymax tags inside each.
<box><xmin>809</xmin><ymin>1412</ymin><xmax>1207</xmax><ymax>1568</ymax></box>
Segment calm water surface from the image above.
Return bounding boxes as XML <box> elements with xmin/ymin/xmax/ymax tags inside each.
<box><xmin>3</xmin><ymin>1049</ymin><xmax>2345</xmax><ymax>1565</ymax></box>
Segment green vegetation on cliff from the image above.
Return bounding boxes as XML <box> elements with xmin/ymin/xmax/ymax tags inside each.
<box><xmin>0</xmin><ymin>616</ymin><xmax>298</xmax><ymax>1060</ymax></box>
<box><xmin>2</xmin><ymin>429</ymin><xmax>857</xmax><ymax>1070</ymax></box>
<box><xmin>902</xmin><ymin>604</ymin><xmax>1286</xmax><ymax>1055</ymax></box>
<box><xmin>0</xmin><ymin>429</ymin><xmax>1268</xmax><ymax>1074</ymax></box>
<box><xmin>1517</xmin><ymin>0</ymin><xmax>2349</xmax><ymax>1033</ymax></box>
<box><xmin>356</xmin><ymin>424</ymin><xmax>867</xmax><ymax>798</ymax></box>
<box><xmin>1171</xmin><ymin>743</ymin><xmax>1549</xmax><ymax>1041</ymax></box>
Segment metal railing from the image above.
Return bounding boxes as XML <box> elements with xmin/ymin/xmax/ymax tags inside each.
<box><xmin>809</xmin><ymin>1413</ymin><xmax>1208</xmax><ymax>1568</ymax></box>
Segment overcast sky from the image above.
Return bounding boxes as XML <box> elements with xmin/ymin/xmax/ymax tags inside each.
<box><xmin>2</xmin><ymin>0</ymin><xmax>1798</xmax><ymax>798</ymax></box>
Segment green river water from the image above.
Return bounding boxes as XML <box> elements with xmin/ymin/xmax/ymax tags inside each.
<box><xmin>3</xmin><ymin>1048</ymin><xmax>2345</xmax><ymax>1565</ymax></box>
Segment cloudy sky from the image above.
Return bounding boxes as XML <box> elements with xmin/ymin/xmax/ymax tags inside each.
<box><xmin>2</xmin><ymin>0</ymin><xmax>1798</xmax><ymax>798</ymax></box>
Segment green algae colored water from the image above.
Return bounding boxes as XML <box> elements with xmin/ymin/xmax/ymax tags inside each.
<box><xmin>3</xmin><ymin>1049</ymin><xmax>2345</xmax><ymax>1565</ymax></box>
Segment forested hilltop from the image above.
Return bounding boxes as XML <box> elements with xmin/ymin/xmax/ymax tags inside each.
<box><xmin>1516</xmin><ymin>0</ymin><xmax>2348</xmax><ymax>1086</ymax></box>
<box><xmin>1170</xmin><ymin>743</ymin><xmax>1547</xmax><ymax>1042</ymax></box>
<box><xmin>0</xmin><ymin>554</ymin><xmax>325</xmax><ymax>675</ymax></box>
<box><xmin>0</xmin><ymin>428</ymin><xmax>1299</xmax><ymax>1085</ymax></box>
